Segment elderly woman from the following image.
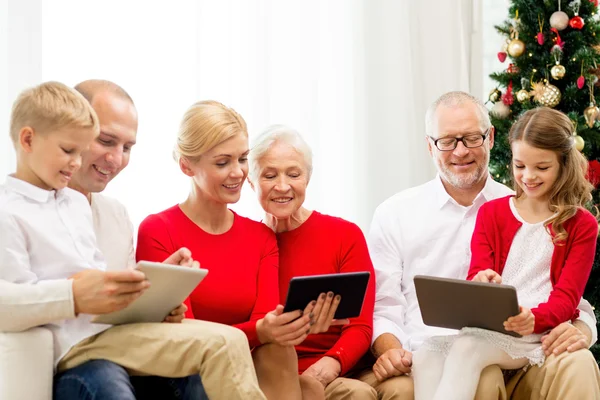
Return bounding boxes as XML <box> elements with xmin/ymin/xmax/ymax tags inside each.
<box><xmin>248</xmin><ymin>125</ymin><xmax>377</xmax><ymax>399</ymax></box>
<box><xmin>136</xmin><ymin>101</ymin><xmax>340</xmax><ymax>400</ymax></box>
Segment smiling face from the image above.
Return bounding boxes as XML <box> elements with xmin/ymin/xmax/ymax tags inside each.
<box><xmin>427</xmin><ymin>103</ymin><xmax>494</xmax><ymax>190</ymax></box>
<box><xmin>21</xmin><ymin>125</ymin><xmax>98</xmax><ymax>190</ymax></box>
<box><xmin>511</xmin><ymin>140</ymin><xmax>560</xmax><ymax>201</ymax></box>
<box><xmin>69</xmin><ymin>91</ymin><xmax>138</xmax><ymax>196</ymax></box>
<box><xmin>253</xmin><ymin>141</ymin><xmax>309</xmax><ymax>219</ymax></box>
<box><xmin>183</xmin><ymin>132</ymin><xmax>249</xmax><ymax>205</ymax></box>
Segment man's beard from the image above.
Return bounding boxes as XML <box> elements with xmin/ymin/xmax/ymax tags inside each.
<box><xmin>435</xmin><ymin>152</ymin><xmax>489</xmax><ymax>190</ymax></box>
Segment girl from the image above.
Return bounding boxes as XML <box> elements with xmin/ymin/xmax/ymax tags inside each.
<box><xmin>413</xmin><ymin>107</ymin><xmax>598</xmax><ymax>400</ymax></box>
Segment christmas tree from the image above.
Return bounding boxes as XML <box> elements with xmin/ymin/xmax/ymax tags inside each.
<box><xmin>488</xmin><ymin>0</ymin><xmax>600</xmax><ymax>360</ymax></box>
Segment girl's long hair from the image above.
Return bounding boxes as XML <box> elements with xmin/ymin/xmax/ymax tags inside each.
<box><xmin>508</xmin><ymin>107</ymin><xmax>595</xmax><ymax>243</ymax></box>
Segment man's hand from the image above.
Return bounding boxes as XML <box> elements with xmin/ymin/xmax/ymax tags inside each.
<box><xmin>163</xmin><ymin>303</ymin><xmax>187</xmax><ymax>323</ymax></box>
<box><xmin>309</xmin><ymin>292</ymin><xmax>350</xmax><ymax>334</ymax></box>
<box><xmin>504</xmin><ymin>306</ymin><xmax>534</xmax><ymax>336</ymax></box>
<box><xmin>71</xmin><ymin>269</ymin><xmax>150</xmax><ymax>315</ymax></box>
<box><xmin>372</xmin><ymin>347</ymin><xmax>412</xmax><ymax>382</ymax></box>
<box><xmin>472</xmin><ymin>269</ymin><xmax>502</xmax><ymax>284</ymax></box>
<box><xmin>541</xmin><ymin>321</ymin><xmax>590</xmax><ymax>356</ymax></box>
<box><xmin>301</xmin><ymin>356</ymin><xmax>341</xmax><ymax>388</ymax></box>
<box><xmin>163</xmin><ymin>247</ymin><xmax>200</xmax><ymax>268</ymax></box>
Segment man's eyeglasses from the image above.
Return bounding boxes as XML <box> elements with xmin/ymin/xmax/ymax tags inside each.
<box><xmin>428</xmin><ymin>128</ymin><xmax>491</xmax><ymax>151</ymax></box>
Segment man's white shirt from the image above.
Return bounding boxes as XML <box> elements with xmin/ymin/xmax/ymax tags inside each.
<box><xmin>0</xmin><ymin>176</ymin><xmax>135</xmax><ymax>365</ymax></box>
<box><xmin>368</xmin><ymin>175</ymin><xmax>598</xmax><ymax>352</ymax></box>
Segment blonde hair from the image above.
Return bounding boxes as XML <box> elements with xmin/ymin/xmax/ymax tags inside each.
<box><xmin>509</xmin><ymin>107</ymin><xmax>595</xmax><ymax>243</ymax></box>
<box><xmin>173</xmin><ymin>100</ymin><xmax>247</xmax><ymax>163</ymax></box>
<box><xmin>10</xmin><ymin>81</ymin><xmax>99</xmax><ymax>144</ymax></box>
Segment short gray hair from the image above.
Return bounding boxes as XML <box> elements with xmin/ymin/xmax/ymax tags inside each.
<box><xmin>425</xmin><ymin>91</ymin><xmax>490</xmax><ymax>136</ymax></box>
<box><xmin>248</xmin><ymin>124</ymin><xmax>313</xmax><ymax>182</ymax></box>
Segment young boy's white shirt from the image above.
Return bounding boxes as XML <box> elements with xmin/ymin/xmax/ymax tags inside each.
<box><xmin>0</xmin><ymin>176</ymin><xmax>111</xmax><ymax>365</ymax></box>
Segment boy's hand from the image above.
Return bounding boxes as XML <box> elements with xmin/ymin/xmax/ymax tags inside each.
<box><xmin>504</xmin><ymin>306</ymin><xmax>535</xmax><ymax>335</ymax></box>
<box><xmin>472</xmin><ymin>269</ymin><xmax>502</xmax><ymax>284</ymax></box>
<box><xmin>71</xmin><ymin>269</ymin><xmax>149</xmax><ymax>315</ymax></box>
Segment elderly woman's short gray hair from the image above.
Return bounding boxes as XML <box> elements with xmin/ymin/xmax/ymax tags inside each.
<box><xmin>248</xmin><ymin>124</ymin><xmax>313</xmax><ymax>182</ymax></box>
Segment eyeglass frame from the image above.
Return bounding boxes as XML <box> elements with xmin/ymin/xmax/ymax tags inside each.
<box><xmin>427</xmin><ymin>127</ymin><xmax>493</xmax><ymax>151</ymax></box>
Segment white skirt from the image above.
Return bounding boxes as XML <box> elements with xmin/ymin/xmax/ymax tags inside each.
<box><xmin>421</xmin><ymin>327</ymin><xmax>546</xmax><ymax>367</ymax></box>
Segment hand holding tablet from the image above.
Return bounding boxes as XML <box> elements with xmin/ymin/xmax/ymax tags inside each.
<box><xmin>414</xmin><ymin>275</ymin><xmax>521</xmax><ymax>337</ymax></box>
<box><xmin>283</xmin><ymin>272</ymin><xmax>371</xmax><ymax>320</ymax></box>
<box><xmin>92</xmin><ymin>261</ymin><xmax>208</xmax><ymax>325</ymax></box>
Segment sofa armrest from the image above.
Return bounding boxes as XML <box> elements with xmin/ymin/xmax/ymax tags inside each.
<box><xmin>0</xmin><ymin>327</ymin><xmax>54</xmax><ymax>400</ymax></box>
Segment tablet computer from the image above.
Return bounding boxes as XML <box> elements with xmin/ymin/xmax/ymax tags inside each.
<box><xmin>92</xmin><ymin>261</ymin><xmax>208</xmax><ymax>325</ymax></box>
<box><xmin>414</xmin><ymin>275</ymin><xmax>521</xmax><ymax>337</ymax></box>
<box><xmin>283</xmin><ymin>271</ymin><xmax>370</xmax><ymax>319</ymax></box>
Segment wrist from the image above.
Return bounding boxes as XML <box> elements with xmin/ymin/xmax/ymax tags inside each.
<box><xmin>256</xmin><ymin>318</ymin><xmax>269</xmax><ymax>344</ymax></box>
<box><xmin>372</xmin><ymin>333</ymin><xmax>403</xmax><ymax>358</ymax></box>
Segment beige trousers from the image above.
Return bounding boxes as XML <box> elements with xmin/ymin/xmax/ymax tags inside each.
<box><xmin>356</xmin><ymin>350</ymin><xmax>600</xmax><ymax>400</ymax></box>
<box><xmin>483</xmin><ymin>349</ymin><xmax>600</xmax><ymax>400</ymax></box>
<box><xmin>57</xmin><ymin>319</ymin><xmax>266</xmax><ymax>400</ymax></box>
<box><xmin>325</xmin><ymin>376</ymin><xmax>378</xmax><ymax>400</ymax></box>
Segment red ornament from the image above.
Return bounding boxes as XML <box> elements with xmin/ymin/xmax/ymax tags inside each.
<box><xmin>502</xmin><ymin>81</ymin><xmax>514</xmax><ymax>106</ymax></box>
<box><xmin>569</xmin><ymin>16</ymin><xmax>585</xmax><ymax>30</ymax></box>
<box><xmin>587</xmin><ymin>160</ymin><xmax>600</xmax><ymax>188</ymax></box>
<box><xmin>498</xmin><ymin>52</ymin><xmax>507</xmax><ymax>63</ymax></box>
<box><xmin>537</xmin><ymin>32</ymin><xmax>545</xmax><ymax>45</ymax></box>
<box><xmin>590</xmin><ymin>0</ymin><xmax>598</xmax><ymax>7</ymax></box>
<box><xmin>578</xmin><ymin>75</ymin><xmax>586</xmax><ymax>89</ymax></box>
<box><xmin>507</xmin><ymin>63</ymin><xmax>520</xmax><ymax>74</ymax></box>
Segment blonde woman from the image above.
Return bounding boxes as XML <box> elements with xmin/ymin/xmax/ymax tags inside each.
<box><xmin>137</xmin><ymin>101</ymin><xmax>334</xmax><ymax>399</ymax></box>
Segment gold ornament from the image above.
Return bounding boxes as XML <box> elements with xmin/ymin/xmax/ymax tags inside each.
<box><xmin>489</xmin><ymin>88</ymin><xmax>502</xmax><ymax>103</ymax></box>
<box><xmin>516</xmin><ymin>89</ymin><xmax>530</xmax><ymax>103</ymax></box>
<box><xmin>530</xmin><ymin>81</ymin><xmax>546</xmax><ymax>102</ymax></box>
<box><xmin>507</xmin><ymin>39</ymin><xmax>525</xmax><ymax>57</ymax></box>
<box><xmin>583</xmin><ymin>104</ymin><xmax>600</xmax><ymax>128</ymax></box>
<box><xmin>551</xmin><ymin>64</ymin><xmax>566</xmax><ymax>80</ymax></box>
<box><xmin>574</xmin><ymin>135</ymin><xmax>585</xmax><ymax>151</ymax></box>
<box><xmin>537</xmin><ymin>84</ymin><xmax>561</xmax><ymax>108</ymax></box>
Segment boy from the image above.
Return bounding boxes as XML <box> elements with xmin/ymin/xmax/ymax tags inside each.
<box><xmin>0</xmin><ymin>81</ymin><xmax>265</xmax><ymax>400</ymax></box>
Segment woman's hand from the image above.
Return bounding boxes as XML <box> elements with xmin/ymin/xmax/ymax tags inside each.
<box><xmin>163</xmin><ymin>303</ymin><xmax>187</xmax><ymax>323</ymax></box>
<box><xmin>163</xmin><ymin>247</ymin><xmax>200</xmax><ymax>268</ymax></box>
<box><xmin>309</xmin><ymin>292</ymin><xmax>350</xmax><ymax>334</ymax></box>
<box><xmin>256</xmin><ymin>303</ymin><xmax>316</xmax><ymax>346</ymax></box>
<box><xmin>301</xmin><ymin>356</ymin><xmax>341</xmax><ymax>388</ymax></box>
<box><xmin>472</xmin><ymin>269</ymin><xmax>502</xmax><ymax>284</ymax></box>
<box><xmin>504</xmin><ymin>306</ymin><xmax>535</xmax><ymax>336</ymax></box>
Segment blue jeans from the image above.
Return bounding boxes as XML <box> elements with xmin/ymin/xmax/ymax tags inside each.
<box><xmin>53</xmin><ymin>359</ymin><xmax>208</xmax><ymax>400</ymax></box>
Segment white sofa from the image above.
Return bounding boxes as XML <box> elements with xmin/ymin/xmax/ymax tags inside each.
<box><xmin>0</xmin><ymin>328</ymin><xmax>54</xmax><ymax>400</ymax></box>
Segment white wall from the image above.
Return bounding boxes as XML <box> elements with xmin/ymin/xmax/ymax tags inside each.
<box><xmin>1</xmin><ymin>0</ymin><xmax>491</xmax><ymax>233</ymax></box>
<box><xmin>1</xmin><ymin>0</ymin><xmax>43</xmax><ymax>178</ymax></box>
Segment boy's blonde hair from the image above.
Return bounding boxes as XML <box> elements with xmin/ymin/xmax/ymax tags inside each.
<box><xmin>9</xmin><ymin>81</ymin><xmax>99</xmax><ymax>145</ymax></box>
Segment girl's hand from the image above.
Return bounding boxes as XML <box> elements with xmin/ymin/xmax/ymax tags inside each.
<box><xmin>472</xmin><ymin>269</ymin><xmax>502</xmax><ymax>284</ymax></box>
<box><xmin>309</xmin><ymin>292</ymin><xmax>350</xmax><ymax>334</ymax></box>
<box><xmin>504</xmin><ymin>306</ymin><xmax>535</xmax><ymax>336</ymax></box>
<box><xmin>256</xmin><ymin>303</ymin><xmax>316</xmax><ymax>346</ymax></box>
